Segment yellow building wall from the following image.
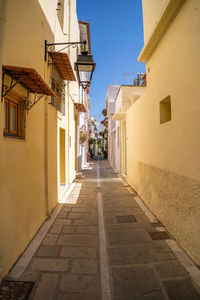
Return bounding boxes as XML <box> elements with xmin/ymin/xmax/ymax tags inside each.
<box><xmin>60</xmin><ymin>128</ymin><xmax>66</xmax><ymax>184</ymax></box>
<box><xmin>142</xmin><ymin>0</ymin><xmax>170</xmax><ymax>43</ymax></box>
<box><xmin>126</xmin><ymin>0</ymin><xmax>200</xmax><ymax>265</ymax></box>
<box><xmin>0</xmin><ymin>0</ymin><xmax>58</xmax><ymax>279</ymax></box>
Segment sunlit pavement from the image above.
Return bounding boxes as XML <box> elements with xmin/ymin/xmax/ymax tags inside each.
<box><xmin>10</xmin><ymin>160</ymin><xmax>200</xmax><ymax>299</ymax></box>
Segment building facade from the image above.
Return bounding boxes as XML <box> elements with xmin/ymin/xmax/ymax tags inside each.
<box><xmin>126</xmin><ymin>0</ymin><xmax>200</xmax><ymax>265</ymax></box>
<box><xmin>113</xmin><ymin>85</ymin><xmax>146</xmax><ymax>174</ymax></box>
<box><xmin>0</xmin><ymin>0</ymin><xmax>94</xmax><ymax>280</ymax></box>
<box><xmin>106</xmin><ymin>85</ymin><xmax>120</xmax><ymax>169</ymax></box>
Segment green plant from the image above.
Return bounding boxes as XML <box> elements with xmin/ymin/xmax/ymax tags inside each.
<box><xmin>102</xmin><ymin>108</ymin><xmax>107</xmax><ymax>117</ymax></box>
<box><xmin>89</xmin><ymin>138</ymin><xmax>96</xmax><ymax>144</ymax></box>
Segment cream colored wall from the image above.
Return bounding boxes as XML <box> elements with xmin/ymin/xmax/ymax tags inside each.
<box><xmin>68</xmin><ymin>94</ymin><xmax>76</xmax><ymax>182</ymax></box>
<box><xmin>37</xmin><ymin>0</ymin><xmax>57</xmax><ymax>33</ymax></box>
<box><xmin>0</xmin><ymin>0</ymin><xmax>58</xmax><ymax>279</ymax></box>
<box><xmin>121</xmin><ymin>86</ymin><xmax>146</xmax><ymax>112</ymax></box>
<box><xmin>56</xmin><ymin>0</ymin><xmax>79</xmax><ymax>195</ymax></box>
<box><xmin>127</xmin><ymin>0</ymin><xmax>200</xmax><ymax>264</ymax></box>
<box><xmin>115</xmin><ymin>89</ymin><xmax>122</xmax><ymax>172</ymax></box>
<box><xmin>142</xmin><ymin>0</ymin><xmax>170</xmax><ymax>43</ymax></box>
<box><xmin>115</xmin><ymin>86</ymin><xmax>146</xmax><ymax>174</ymax></box>
<box><xmin>67</xmin><ymin>0</ymin><xmax>79</xmax><ymax>183</ymax></box>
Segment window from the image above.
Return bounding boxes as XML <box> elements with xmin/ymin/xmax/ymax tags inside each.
<box><xmin>50</xmin><ymin>66</ymin><xmax>65</xmax><ymax>115</ymax></box>
<box><xmin>160</xmin><ymin>96</ymin><xmax>171</xmax><ymax>124</ymax></box>
<box><xmin>4</xmin><ymin>93</ymin><xmax>25</xmax><ymax>139</ymax></box>
<box><xmin>57</xmin><ymin>0</ymin><xmax>64</xmax><ymax>30</ymax></box>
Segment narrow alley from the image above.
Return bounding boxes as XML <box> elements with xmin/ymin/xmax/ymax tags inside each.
<box><xmin>5</xmin><ymin>160</ymin><xmax>200</xmax><ymax>300</ymax></box>
<box><xmin>1</xmin><ymin>1</ymin><xmax>200</xmax><ymax>299</ymax></box>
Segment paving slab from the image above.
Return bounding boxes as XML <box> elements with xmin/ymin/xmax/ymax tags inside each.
<box><xmin>49</xmin><ymin>224</ymin><xmax>63</xmax><ymax>234</ymax></box>
<box><xmin>115</xmin><ymin>214</ymin><xmax>137</xmax><ymax>223</ymax></box>
<box><xmin>59</xmin><ymin>273</ymin><xmax>99</xmax><ymax>293</ymax></box>
<box><xmin>57</xmin><ymin>211</ymin><xmax>68</xmax><ymax>218</ymax></box>
<box><xmin>36</xmin><ymin>245</ymin><xmax>61</xmax><ymax>257</ymax></box>
<box><xmin>62</xmin><ymin>206</ymin><xmax>72</xmax><ymax>212</ymax></box>
<box><xmin>163</xmin><ymin>278</ymin><xmax>200</xmax><ymax>300</ymax></box>
<box><xmin>30</xmin><ymin>258</ymin><xmax>69</xmax><ymax>272</ymax></box>
<box><xmin>54</xmin><ymin>218</ymin><xmax>72</xmax><ymax>225</ymax></box>
<box><xmin>75</xmin><ymin>225</ymin><xmax>98</xmax><ymax>234</ymax></box>
<box><xmin>60</xmin><ymin>246</ymin><xmax>98</xmax><ymax>259</ymax></box>
<box><xmin>110</xmin><ymin>244</ymin><xmax>158</xmax><ymax>265</ymax></box>
<box><xmin>57</xmin><ymin>234</ymin><xmax>98</xmax><ymax>246</ymax></box>
<box><xmin>31</xmin><ymin>273</ymin><xmax>59</xmax><ymax>300</ymax></box>
<box><xmin>71</xmin><ymin>259</ymin><xmax>98</xmax><ymax>274</ymax></box>
<box><xmin>106</xmin><ymin>222</ymin><xmax>153</xmax><ymax>231</ymax></box>
<box><xmin>104</xmin><ymin>207</ymin><xmax>142</xmax><ymax>214</ymax></box>
<box><xmin>62</xmin><ymin>225</ymin><xmax>76</xmax><ymax>234</ymax></box>
<box><xmin>67</xmin><ymin>212</ymin><xmax>83</xmax><ymax>219</ymax></box>
<box><xmin>107</xmin><ymin>229</ymin><xmax>151</xmax><ymax>245</ymax></box>
<box><xmin>112</xmin><ymin>265</ymin><xmax>164</xmax><ymax>300</ymax></box>
<box><xmin>155</xmin><ymin>260</ymin><xmax>188</xmax><ymax>278</ymax></box>
<box><xmin>72</xmin><ymin>219</ymin><xmax>98</xmax><ymax>226</ymax></box>
<box><xmin>41</xmin><ymin>233</ymin><xmax>59</xmax><ymax>245</ymax></box>
<box><xmin>152</xmin><ymin>240</ymin><xmax>177</xmax><ymax>261</ymax></box>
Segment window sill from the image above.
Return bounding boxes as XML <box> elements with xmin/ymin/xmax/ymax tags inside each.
<box><xmin>3</xmin><ymin>136</ymin><xmax>26</xmax><ymax>142</ymax></box>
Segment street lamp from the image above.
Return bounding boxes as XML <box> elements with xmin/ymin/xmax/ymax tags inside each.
<box><xmin>74</xmin><ymin>52</ymin><xmax>96</xmax><ymax>90</ymax></box>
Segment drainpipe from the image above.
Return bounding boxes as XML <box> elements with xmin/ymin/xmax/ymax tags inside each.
<box><xmin>44</xmin><ymin>95</ymin><xmax>49</xmax><ymax>217</ymax></box>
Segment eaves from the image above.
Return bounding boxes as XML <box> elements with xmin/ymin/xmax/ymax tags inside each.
<box><xmin>138</xmin><ymin>0</ymin><xmax>185</xmax><ymax>63</ymax></box>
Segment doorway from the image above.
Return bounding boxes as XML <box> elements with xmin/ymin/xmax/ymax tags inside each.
<box><xmin>59</xmin><ymin>128</ymin><xmax>66</xmax><ymax>185</ymax></box>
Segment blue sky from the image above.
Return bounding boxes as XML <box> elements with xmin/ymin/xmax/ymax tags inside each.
<box><xmin>77</xmin><ymin>0</ymin><xmax>145</xmax><ymax>121</ymax></box>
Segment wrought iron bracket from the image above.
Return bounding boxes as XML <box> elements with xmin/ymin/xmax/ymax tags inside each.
<box><xmin>26</xmin><ymin>94</ymin><xmax>44</xmax><ymax>111</ymax></box>
<box><xmin>2</xmin><ymin>71</ymin><xmax>46</xmax><ymax>112</ymax></box>
<box><xmin>45</xmin><ymin>40</ymin><xmax>86</xmax><ymax>61</ymax></box>
<box><xmin>2</xmin><ymin>72</ymin><xmax>25</xmax><ymax>99</ymax></box>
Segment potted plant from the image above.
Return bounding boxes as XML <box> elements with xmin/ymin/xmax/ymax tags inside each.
<box><xmin>81</xmin><ymin>44</ymin><xmax>88</xmax><ymax>56</ymax></box>
<box><xmin>80</xmin><ymin>125</ymin><xmax>88</xmax><ymax>145</ymax></box>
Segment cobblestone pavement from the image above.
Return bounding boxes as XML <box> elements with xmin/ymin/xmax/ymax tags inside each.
<box><xmin>17</xmin><ymin>159</ymin><xmax>200</xmax><ymax>299</ymax></box>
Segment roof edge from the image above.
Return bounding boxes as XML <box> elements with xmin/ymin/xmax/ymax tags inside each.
<box><xmin>138</xmin><ymin>0</ymin><xmax>185</xmax><ymax>63</ymax></box>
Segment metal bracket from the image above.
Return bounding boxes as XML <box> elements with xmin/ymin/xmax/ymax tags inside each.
<box><xmin>2</xmin><ymin>72</ymin><xmax>45</xmax><ymax>112</ymax></box>
<box><xmin>26</xmin><ymin>94</ymin><xmax>44</xmax><ymax>111</ymax></box>
<box><xmin>2</xmin><ymin>73</ymin><xmax>25</xmax><ymax>98</ymax></box>
<box><xmin>45</xmin><ymin>40</ymin><xmax>86</xmax><ymax>61</ymax></box>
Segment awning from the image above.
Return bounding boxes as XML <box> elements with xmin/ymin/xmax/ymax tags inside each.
<box><xmin>48</xmin><ymin>51</ymin><xmax>76</xmax><ymax>81</ymax></box>
<box><xmin>3</xmin><ymin>65</ymin><xmax>56</xmax><ymax>96</ymax></box>
<box><xmin>112</xmin><ymin>112</ymin><xmax>126</xmax><ymax>121</ymax></box>
<box><xmin>74</xmin><ymin>103</ymin><xmax>86</xmax><ymax>113</ymax></box>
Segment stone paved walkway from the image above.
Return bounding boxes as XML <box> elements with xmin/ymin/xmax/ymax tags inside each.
<box><xmin>17</xmin><ymin>160</ymin><xmax>200</xmax><ymax>299</ymax></box>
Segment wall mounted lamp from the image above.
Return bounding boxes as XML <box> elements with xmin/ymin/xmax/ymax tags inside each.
<box><xmin>74</xmin><ymin>52</ymin><xmax>96</xmax><ymax>90</ymax></box>
<box><xmin>45</xmin><ymin>40</ymin><xmax>96</xmax><ymax>89</ymax></box>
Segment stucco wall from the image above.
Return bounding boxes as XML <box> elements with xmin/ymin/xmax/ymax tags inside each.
<box><xmin>0</xmin><ymin>0</ymin><xmax>58</xmax><ymax>279</ymax></box>
<box><xmin>115</xmin><ymin>89</ymin><xmax>122</xmax><ymax>172</ymax></box>
<box><xmin>126</xmin><ymin>0</ymin><xmax>200</xmax><ymax>265</ymax></box>
<box><xmin>142</xmin><ymin>0</ymin><xmax>170</xmax><ymax>43</ymax></box>
<box><xmin>56</xmin><ymin>0</ymin><xmax>79</xmax><ymax>192</ymax></box>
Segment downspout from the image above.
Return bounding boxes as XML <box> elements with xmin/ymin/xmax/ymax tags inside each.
<box><xmin>44</xmin><ymin>95</ymin><xmax>49</xmax><ymax>217</ymax></box>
